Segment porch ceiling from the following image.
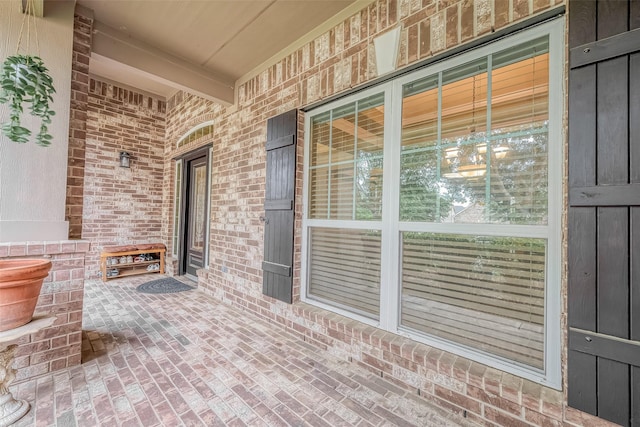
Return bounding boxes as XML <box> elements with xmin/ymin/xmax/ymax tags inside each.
<box><xmin>76</xmin><ymin>0</ymin><xmax>366</xmax><ymax>104</ymax></box>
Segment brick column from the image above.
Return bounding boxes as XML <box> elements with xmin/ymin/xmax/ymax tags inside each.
<box><xmin>65</xmin><ymin>9</ymin><xmax>93</xmax><ymax>239</ymax></box>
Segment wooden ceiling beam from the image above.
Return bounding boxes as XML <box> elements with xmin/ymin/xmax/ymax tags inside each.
<box><xmin>91</xmin><ymin>21</ymin><xmax>234</xmax><ymax>105</ymax></box>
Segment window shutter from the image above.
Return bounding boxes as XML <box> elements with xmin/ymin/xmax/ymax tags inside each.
<box><xmin>262</xmin><ymin>110</ymin><xmax>297</xmax><ymax>303</ymax></box>
<box><xmin>568</xmin><ymin>1</ymin><xmax>640</xmax><ymax>425</ymax></box>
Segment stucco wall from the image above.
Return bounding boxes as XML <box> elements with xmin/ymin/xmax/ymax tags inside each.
<box><xmin>0</xmin><ymin>1</ymin><xmax>73</xmax><ymax>242</ymax></box>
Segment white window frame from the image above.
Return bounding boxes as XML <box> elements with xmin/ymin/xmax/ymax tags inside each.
<box><xmin>301</xmin><ymin>18</ymin><xmax>564</xmax><ymax>389</ymax></box>
<box><xmin>302</xmin><ymin>83</ymin><xmax>394</xmax><ymax>327</ymax></box>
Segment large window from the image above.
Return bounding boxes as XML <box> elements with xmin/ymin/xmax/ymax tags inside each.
<box><xmin>302</xmin><ymin>20</ymin><xmax>563</xmax><ymax>387</ymax></box>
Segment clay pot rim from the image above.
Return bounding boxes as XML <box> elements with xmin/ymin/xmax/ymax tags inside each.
<box><xmin>0</xmin><ymin>258</ymin><xmax>52</xmax><ymax>283</ymax></box>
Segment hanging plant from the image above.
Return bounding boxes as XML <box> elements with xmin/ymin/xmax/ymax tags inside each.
<box><xmin>0</xmin><ymin>54</ymin><xmax>55</xmax><ymax>146</ymax></box>
<box><xmin>0</xmin><ymin>0</ymin><xmax>55</xmax><ymax>147</ymax></box>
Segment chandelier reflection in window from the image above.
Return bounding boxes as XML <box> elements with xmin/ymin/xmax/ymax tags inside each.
<box><xmin>442</xmin><ymin>73</ymin><xmax>508</xmax><ymax>179</ymax></box>
<box><xmin>444</xmin><ymin>142</ymin><xmax>509</xmax><ymax>178</ymax></box>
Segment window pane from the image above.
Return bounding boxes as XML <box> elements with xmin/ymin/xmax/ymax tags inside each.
<box><xmin>488</xmin><ymin>132</ymin><xmax>548</xmax><ymax>224</ymax></box>
<box><xmin>331</xmin><ymin>104</ymin><xmax>356</xmax><ymax>163</ymax></box>
<box><xmin>309</xmin><ymin>93</ymin><xmax>384</xmax><ymax>221</ymax></box>
<box><xmin>402</xmin><ymin>75</ymin><xmax>438</xmax><ymax>150</ymax></box>
<box><xmin>308</xmin><ymin>228</ymin><xmax>381</xmax><ymax>318</ymax></box>
<box><xmin>401</xmin><ymin>77</ymin><xmax>439</xmax><ymax>222</ymax></box>
<box><xmin>311</xmin><ymin>112</ymin><xmax>331</xmax><ymax>167</ymax></box>
<box><xmin>400</xmin><ymin>150</ymin><xmax>441</xmax><ymax>221</ymax></box>
<box><xmin>356</xmin><ymin>155</ymin><xmax>383</xmax><ymax>220</ymax></box>
<box><xmin>356</xmin><ymin>95</ymin><xmax>384</xmax><ymax>220</ymax></box>
<box><xmin>400</xmin><ymin>42</ymin><xmax>549</xmax><ymax>225</ymax></box>
<box><xmin>401</xmin><ymin>232</ymin><xmax>545</xmax><ymax>369</ymax></box>
<box><xmin>441</xmin><ymin>59</ymin><xmax>488</xmax><ymax>140</ymax></box>
<box><xmin>488</xmin><ymin>50</ymin><xmax>549</xmax><ymax>224</ymax></box>
<box><xmin>330</xmin><ymin>163</ymin><xmax>354</xmax><ymax>220</ymax></box>
<box><xmin>172</xmin><ymin>161</ymin><xmax>182</xmax><ymax>254</ymax></box>
<box><xmin>309</xmin><ymin>167</ymin><xmax>329</xmax><ymax>219</ymax></box>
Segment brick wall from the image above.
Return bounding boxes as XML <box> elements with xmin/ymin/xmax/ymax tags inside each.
<box><xmin>156</xmin><ymin>0</ymin><xmax>608</xmax><ymax>425</ymax></box>
<box><xmin>65</xmin><ymin>11</ymin><xmax>93</xmax><ymax>239</ymax></box>
<box><xmin>82</xmin><ymin>80</ymin><xmax>166</xmax><ymax>278</ymax></box>
<box><xmin>0</xmin><ymin>240</ymin><xmax>89</xmax><ymax>382</ymax></box>
<box><xmin>59</xmin><ymin>0</ymin><xmax>612</xmax><ymax>425</ymax></box>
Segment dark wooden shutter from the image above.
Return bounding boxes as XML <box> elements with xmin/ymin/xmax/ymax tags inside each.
<box><xmin>262</xmin><ymin>109</ymin><xmax>297</xmax><ymax>303</ymax></box>
<box><xmin>568</xmin><ymin>1</ymin><xmax>640</xmax><ymax>426</ymax></box>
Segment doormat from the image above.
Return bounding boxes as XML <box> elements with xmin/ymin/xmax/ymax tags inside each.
<box><xmin>136</xmin><ymin>278</ymin><xmax>194</xmax><ymax>294</ymax></box>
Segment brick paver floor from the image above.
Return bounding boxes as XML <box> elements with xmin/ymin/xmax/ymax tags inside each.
<box><xmin>12</xmin><ymin>275</ymin><xmax>477</xmax><ymax>426</ymax></box>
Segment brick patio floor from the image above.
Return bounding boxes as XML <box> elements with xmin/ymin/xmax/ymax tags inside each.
<box><xmin>11</xmin><ymin>275</ymin><xmax>477</xmax><ymax>427</ymax></box>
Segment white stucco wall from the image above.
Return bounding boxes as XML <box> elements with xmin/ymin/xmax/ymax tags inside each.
<box><xmin>0</xmin><ymin>1</ymin><xmax>73</xmax><ymax>242</ymax></box>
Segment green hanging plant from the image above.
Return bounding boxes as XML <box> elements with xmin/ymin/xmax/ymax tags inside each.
<box><xmin>0</xmin><ymin>54</ymin><xmax>55</xmax><ymax>146</ymax></box>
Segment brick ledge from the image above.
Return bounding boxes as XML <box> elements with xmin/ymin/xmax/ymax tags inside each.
<box><xmin>0</xmin><ymin>240</ymin><xmax>91</xmax><ymax>258</ymax></box>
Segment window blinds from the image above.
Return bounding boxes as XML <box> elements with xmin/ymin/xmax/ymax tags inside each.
<box><xmin>401</xmin><ymin>232</ymin><xmax>546</xmax><ymax>369</ymax></box>
<box><xmin>308</xmin><ymin>228</ymin><xmax>381</xmax><ymax>318</ymax></box>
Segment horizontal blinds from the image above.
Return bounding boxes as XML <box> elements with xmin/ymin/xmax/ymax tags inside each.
<box><xmin>488</xmin><ymin>131</ymin><xmax>548</xmax><ymax>224</ymax></box>
<box><xmin>309</xmin><ymin>94</ymin><xmax>384</xmax><ymax>220</ymax></box>
<box><xmin>491</xmin><ymin>53</ymin><xmax>549</xmax><ymax>134</ymax></box>
<box><xmin>308</xmin><ymin>228</ymin><xmax>381</xmax><ymax>318</ymax></box>
<box><xmin>310</xmin><ymin>113</ymin><xmax>330</xmax><ymax>166</ymax></box>
<box><xmin>400</xmin><ymin>40</ymin><xmax>549</xmax><ymax>226</ymax></box>
<box><xmin>401</xmin><ymin>232</ymin><xmax>546</xmax><ymax>369</ymax></box>
<box><xmin>309</xmin><ymin>167</ymin><xmax>329</xmax><ymax>218</ymax></box>
<box><xmin>329</xmin><ymin>163</ymin><xmax>354</xmax><ymax>220</ymax></box>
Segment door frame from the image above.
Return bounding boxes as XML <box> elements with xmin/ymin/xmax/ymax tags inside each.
<box><xmin>176</xmin><ymin>145</ymin><xmax>212</xmax><ymax>277</ymax></box>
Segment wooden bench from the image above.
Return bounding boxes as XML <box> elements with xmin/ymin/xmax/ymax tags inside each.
<box><xmin>100</xmin><ymin>243</ymin><xmax>166</xmax><ymax>282</ymax></box>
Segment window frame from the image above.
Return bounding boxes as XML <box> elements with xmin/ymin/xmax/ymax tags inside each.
<box><xmin>172</xmin><ymin>159</ymin><xmax>183</xmax><ymax>256</ymax></box>
<box><xmin>302</xmin><ymin>83</ymin><xmax>394</xmax><ymax>327</ymax></box>
<box><xmin>301</xmin><ymin>18</ymin><xmax>564</xmax><ymax>388</ymax></box>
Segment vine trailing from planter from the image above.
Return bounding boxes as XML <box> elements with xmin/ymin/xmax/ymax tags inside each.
<box><xmin>0</xmin><ymin>0</ymin><xmax>56</xmax><ymax>147</ymax></box>
<box><xmin>0</xmin><ymin>55</ymin><xmax>55</xmax><ymax>146</ymax></box>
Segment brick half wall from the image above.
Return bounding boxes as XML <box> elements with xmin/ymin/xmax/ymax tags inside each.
<box><xmin>0</xmin><ymin>240</ymin><xmax>89</xmax><ymax>382</ymax></box>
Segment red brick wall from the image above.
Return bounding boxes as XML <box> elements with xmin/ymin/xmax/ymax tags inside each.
<box><xmin>159</xmin><ymin>0</ymin><xmax>599</xmax><ymax>425</ymax></box>
<box><xmin>65</xmin><ymin>11</ymin><xmax>93</xmax><ymax>239</ymax></box>
<box><xmin>159</xmin><ymin>0</ymin><xmax>585</xmax><ymax>426</ymax></box>
<box><xmin>82</xmin><ymin>80</ymin><xmax>166</xmax><ymax>278</ymax></box>
<box><xmin>0</xmin><ymin>241</ymin><xmax>89</xmax><ymax>381</ymax></box>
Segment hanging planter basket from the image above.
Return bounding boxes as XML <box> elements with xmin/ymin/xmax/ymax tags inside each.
<box><xmin>0</xmin><ymin>54</ymin><xmax>55</xmax><ymax>146</ymax></box>
<box><xmin>0</xmin><ymin>0</ymin><xmax>56</xmax><ymax>147</ymax></box>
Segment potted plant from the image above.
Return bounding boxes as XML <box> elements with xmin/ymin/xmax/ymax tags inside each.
<box><xmin>0</xmin><ymin>259</ymin><xmax>51</xmax><ymax>332</ymax></box>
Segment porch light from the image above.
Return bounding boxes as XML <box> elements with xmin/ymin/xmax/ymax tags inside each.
<box><xmin>119</xmin><ymin>151</ymin><xmax>131</xmax><ymax>168</ymax></box>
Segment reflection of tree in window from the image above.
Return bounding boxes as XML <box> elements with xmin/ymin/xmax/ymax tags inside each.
<box><xmin>400</xmin><ymin>41</ymin><xmax>549</xmax><ymax>226</ymax></box>
<box><xmin>309</xmin><ymin>93</ymin><xmax>385</xmax><ymax>221</ymax></box>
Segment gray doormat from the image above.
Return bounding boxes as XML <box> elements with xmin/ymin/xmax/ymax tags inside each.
<box><xmin>136</xmin><ymin>277</ymin><xmax>194</xmax><ymax>294</ymax></box>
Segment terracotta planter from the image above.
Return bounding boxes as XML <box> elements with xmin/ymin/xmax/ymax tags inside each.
<box><xmin>0</xmin><ymin>259</ymin><xmax>51</xmax><ymax>332</ymax></box>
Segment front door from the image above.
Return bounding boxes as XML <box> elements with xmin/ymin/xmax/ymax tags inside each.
<box><xmin>181</xmin><ymin>148</ymin><xmax>210</xmax><ymax>277</ymax></box>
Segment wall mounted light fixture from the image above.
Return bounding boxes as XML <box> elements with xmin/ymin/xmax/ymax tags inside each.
<box><xmin>119</xmin><ymin>151</ymin><xmax>131</xmax><ymax>168</ymax></box>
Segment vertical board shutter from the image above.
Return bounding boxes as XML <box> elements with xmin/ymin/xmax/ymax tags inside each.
<box><xmin>568</xmin><ymin>1</ymin><xmax>640</xmax><ymax>426</ymax></box>
<box><xmin>262</xmin><ymin>109</ymin><xmax>297</xmax><ymax>303</ymax></box>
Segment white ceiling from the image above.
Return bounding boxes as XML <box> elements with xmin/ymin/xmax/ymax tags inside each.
<box><xmin>77</xmin><ymin>0</ymin><xmax>366</xmax><ymax>102</ymax></box>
